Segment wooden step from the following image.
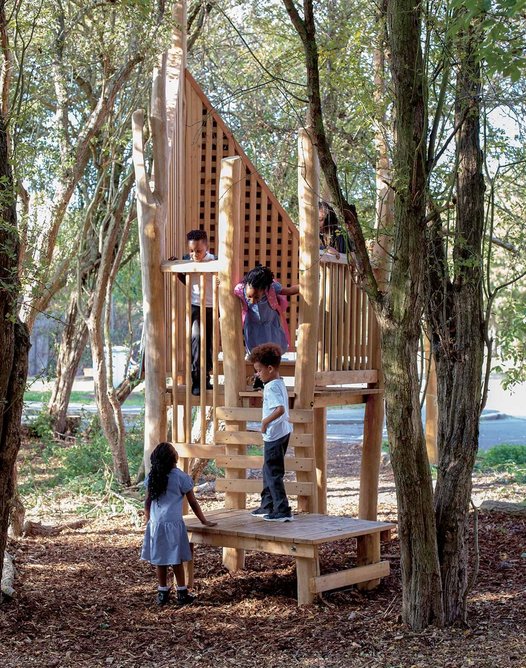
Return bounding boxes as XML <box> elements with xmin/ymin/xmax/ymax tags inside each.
<box><xmin>216</xmin><ymin>406</ymin><xmax>313</xmax><ymax>423</ymax></box>
<box><xmin>215</xmin><ymin>454</ymin><xmax>314</xmax><ymax>472</ymax></box>
<box><xmin>214</xmin><ymin>431</ymin><xmax>313</xmax><ymax>447</ymax></box>
<box><xmin>215</xmin><ymin>479</ymin><xmax>314</xmax><ymax>496</ymax></box>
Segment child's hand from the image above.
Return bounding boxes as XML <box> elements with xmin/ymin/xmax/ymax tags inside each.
<box><xmin>202</xmin><ymin>520</ymin><xmax>217</xmax><ymax>527</ymax></box>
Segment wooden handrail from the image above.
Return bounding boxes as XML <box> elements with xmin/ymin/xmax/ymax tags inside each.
<box><xmin>161</xmin><ymin>259</ymin><xmax>223</xmax><ymax>273</ymax></box>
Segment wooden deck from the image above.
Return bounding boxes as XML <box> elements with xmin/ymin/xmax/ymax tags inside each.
<box><xmin>183</xmin><ymin>509</ymin><xmax>395</xmax><ymax>605</ymax></box>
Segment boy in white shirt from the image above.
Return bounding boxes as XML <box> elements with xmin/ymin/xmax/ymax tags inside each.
<box><xmin>248</xmin><ymin>343</ymin><xmax>293</xmax><ymax>522</ymax></box>
<box><xmin>182</xmin><ymin>229</ymin><xmax>216</xmax><ymax>395</ymax></box>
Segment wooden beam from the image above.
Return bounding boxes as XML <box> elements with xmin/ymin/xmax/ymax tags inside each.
<box><xmin>215</xmin><ymin>431</ymin><xmax>313</xmax><ymax>447</ymax></box>
<box><xmin>313</xmin><ymin>407</ymin><xmax>327</xmax><ymax>514</ymax></box>
<box><xmin>175</xmin><ymin>443</ymin><xmax>226</xmax><ymax>459</ymax></box>
<box><xmin>217</xmin><ymin>155</ymin><xmax>246</xmax><ymax>571</ymax></box>
<box><xmin>215</xmin><ymin>455</ymin><xmax>314</xmax><ymax>472</ymax></box>
<box><xmin>315</xmin><ymin>370</ymin><xmax>378</xmax><ymax>385</ymax></box>
<box><xmin>294</xmin><ymin>128</ymin><xmax>321</xmax><ymax>514</ymax></box>
<box><xmin>161</xmin><ymin>258</ymin><xmax>223</xmax><ymax>273</ymax></box>
<box><xmin>296</xmin><ymin>554</ymin><xmax>319</xmax><ymax>605</ymax></box>
<box><xmin>310</xmin><ymin>561</ymin><xmax>390</xmax><ymax>594</ymax></box>
<box><xmin>216</xmin><ymin>406</ymin><xmax>313</xmax><ymax>423</ymax></box>
<box><xmin>424</xmin><ymin>334</ymin><xmax>438</xmax><ymax>465</ymax></box>
<box><xmin>215</xmin><ymin>479</ymin><xmax>314</xmax><ymax>496</ymax></box>
<box><xmin>313</xmin><ymin>388</ymin><xmax>383</xmax><ymax>408</ymax></box>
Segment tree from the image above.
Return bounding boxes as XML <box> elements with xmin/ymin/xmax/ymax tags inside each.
<box><xmin>0</xmin><ymin>0</ymin><xmax>30</xmax><ymax>594</ymax></box>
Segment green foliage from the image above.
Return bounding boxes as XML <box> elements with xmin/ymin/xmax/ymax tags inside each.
<box><xmin>476</xmin><ymin>444</ymin><xmax>526</xmax><ymax>483</ymax></box>
<box><xmin>493</xmin><ymin>289</ymin><xmax>526</xmax><ymax>388</ymax></box>
<box><xmin>26</xmin><ymin>410</ymin><xmax>54</xmax><ymax>440</ymax></box>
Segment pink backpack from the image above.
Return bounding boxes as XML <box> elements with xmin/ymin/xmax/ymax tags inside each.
<box><xmin>234</xmin><ymin>281</ymin><xmax>291</xmax><ymax>347</ymax></box>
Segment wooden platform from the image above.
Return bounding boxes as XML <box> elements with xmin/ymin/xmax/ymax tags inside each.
<box><xmin>166</xmin><ymin>384</ymin><xmax>382</xmax><ymax>408</ymax></box>
<box><xmin>183</xmin><ymin>509</ymin><xmax>395</xmax><ymax>605</ymax></box>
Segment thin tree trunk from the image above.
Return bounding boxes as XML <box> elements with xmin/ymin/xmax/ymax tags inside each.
<box><xmin>88</xmin><ymin>320</ymin><xmax>130</xmax><ymax>486</ymax></box>
<box><xmin>48</xmin><ymin>292</ymin><xmax>89</xmax><ymax>435</ymax></box>
<box><xmin>0</xmin><ymin>44</ymin><xmax>30</xmax><ymax>584</ymax></box>
<box><xmin>431</xmin><ymin>19</ymin><xmax>485</xmax><ymax>624</ymax></box>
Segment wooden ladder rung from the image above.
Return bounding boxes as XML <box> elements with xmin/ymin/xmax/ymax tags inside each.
<box><xmin>216</xmin><ymin>455</ymin><xmax>315</xmax><ymax>472</ymax></box>
<box><xmin>174</xmin><ymin>444</ymin><xmax>226</xmax><ymax>459</ymax></box>
<box><xmin>215</xmin><ymin>479</ymin><xmax>314</xmax><ymax>496</ymax></box>
<box><xmin>214</xmin><ymin>431</ymin><xmax>313</xmax><ymax>447</ymax></box>
<box><xmin>216</xmin><ymin>406</ymin><xmax>313</xmax><ymax>423</ymax></box>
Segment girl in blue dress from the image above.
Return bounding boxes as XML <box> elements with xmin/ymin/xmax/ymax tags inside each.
<box><xmin>141</xmin><ymin>442</ymin><xmax>217</xmax><ymax>606</ymax></box>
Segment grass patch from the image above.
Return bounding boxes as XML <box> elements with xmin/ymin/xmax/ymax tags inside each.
<box><xmin>24</xmin><ymin>389</ymin><xmax>145</xmax><ymax>407</ymax></box>
<box><xmin>18</xmin><ymin>421</ymin><xmax>145</xmax><ymax>519</ymax></box>
<box><xmin>475</xmin><ymin>444</ymin><xmax>526</xmax><ymax>484</ymax></box>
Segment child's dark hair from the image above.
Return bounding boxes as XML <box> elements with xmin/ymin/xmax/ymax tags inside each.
<box><xmin>243</xmin><ymin>265</ymin><xmax>274</xmax><ymax>290</ymax></box>
<box><xmin>148</xmin><ymin>442</ymin><xmax>178</xmax><ymax>502</ymax></box>
<box><xmin>248</xmin><ymin>343</ymin><xmax>283</xmax><ymax>367</ymax></box>
<box><xmin>318</xmin><ymin>201</ymin><xmax>339</xmax><ymax>233</ymax></box>
<box><xmin>187</xmin><ymin>229</ymin><xmax>208</xmax><ymax>243</ymax></box>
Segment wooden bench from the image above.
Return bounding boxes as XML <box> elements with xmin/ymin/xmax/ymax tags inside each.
<box><xmin>183</xmin><ymin>509</ymin><xmax>395</xmax><ymax>605</ymax></box>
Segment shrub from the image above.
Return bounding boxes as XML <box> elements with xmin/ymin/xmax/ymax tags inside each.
<box><xmin>477</xmin><ymin>444</ymin><xmax>526</xmax><ymax>484</ymax></box>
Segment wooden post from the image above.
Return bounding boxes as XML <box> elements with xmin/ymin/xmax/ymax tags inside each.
<box><xmin>357</xmin><ymin>32</ymin><xmax>394</xmax><ymax>585</ymax></box>
<box><xmin>134</xmin><ymin>1</ymin><xmax>187</xmax><ymax>472</ymax></box>
<box><xmin>424</xmin><ymin>334</ymin><xmax>438</xmax><ymax>465</ymax></box>
<box><xmin>313</xmin><ymin>406</ymin><xmax>327</xmax><ymax>514</ymax></box>
<box><xmin>217</xmin><ymin>156</ymin><xmax>246</xmax><ymax>571</ymax></box>
<box><xmin>294</xmin><ymin>128</ymin><xmax>320</xmax><ymax>513</ymax></box>
<box><xmin>132</xmin><ymin>64</ymin><xmax>170</xmax><ymax>472</ymax></box>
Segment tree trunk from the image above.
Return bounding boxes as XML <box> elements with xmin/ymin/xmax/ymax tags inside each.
<box><xmin>48</xmin><ymin>292</ymin><xmax>89</xmax><ymax>435</ymax></box>
<box><xmin>381</xmin><ymin>0</ymin><xmax>444</xmax><ymax>628</ymax></box>
<box><xmin>283</xmin><ymin>0</ymin><xmax>444</xmax><ymax>628</ymax></box>
<box><xmin>88</xmin><ymin>319</ymin><xmax>130</xmax><ymax>486</ymax></box>
<box><xmin>430</xmin><ymin>20</ymin><xmax>485</xmax><ymax>624</ymax></box>
<box><xmin>382</xmin><ymin>323</ymin><xmax>443</xmax><ymax>628</ymax></box>
<box><xmin>0</xmin><ymin>94</ymin><xmax>30</xmax><ymax>590</ymax></box>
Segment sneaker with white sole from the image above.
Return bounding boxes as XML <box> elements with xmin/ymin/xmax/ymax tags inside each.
<box><xmin>250</xmin><ymin>507</ymin><xmax>271</xmax><ymax>518</ymax></box>
<box><xmin>263</xmin><ymin>512</ymin><xmax>293</xmax><ymax>522</ymax></box>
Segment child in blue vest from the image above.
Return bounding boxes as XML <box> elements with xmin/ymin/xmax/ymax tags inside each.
<box><xmin>234</xmin><ymin>265</ymin><xmax>298</xmax><ymax>387</ymax></box>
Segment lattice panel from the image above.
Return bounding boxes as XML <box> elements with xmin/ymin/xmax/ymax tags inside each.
<box><xmin>165</xmin><ymin>70</ymin><xmax>299</xmax><ymax>359</ymax></box>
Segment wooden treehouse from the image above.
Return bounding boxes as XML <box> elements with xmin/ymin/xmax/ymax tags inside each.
<box><xmin>139</xmin><ymin>4</ymin><xmax>394</xmax><ymax>605</ymax></box>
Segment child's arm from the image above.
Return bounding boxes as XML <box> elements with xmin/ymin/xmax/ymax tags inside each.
<box><xmin>186</xmin><ymin>490</ymin><xmax>217</xmax><ymax>526</ymax></box>
<box><xmin>280</xmin><ymin>284</ymin><xmax>299</xmax><ymax>296</ymax></box>
<box><xmin>261</xmin><ymin>405</ymin><xmax>285</xmax><ymax>434</ymax></box>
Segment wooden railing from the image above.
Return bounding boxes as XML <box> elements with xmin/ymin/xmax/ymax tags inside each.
<box><xmin>317</xmin><ymin>253</ymin><xmax>378</xmax><ymax>384</ymax></box>
<box><xmin>162</xmin><ymin>260</ymin><xmax>221</xmax><ymax>444</ymax></box>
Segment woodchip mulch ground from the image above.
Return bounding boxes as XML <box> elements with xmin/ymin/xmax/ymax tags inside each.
<box><xmin>1</xmin><ymin>440</ymin><xmax>525</xmax><ymax>668</ymax></box>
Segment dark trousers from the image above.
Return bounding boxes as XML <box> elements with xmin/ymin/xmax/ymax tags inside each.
<box><xmin>191</xmin><ymin>305</ymin><xmax>213</xmax><ymax>381</ymax></box>
<box><xmin>261</xmin><ymin>433</ymin><xmax>291</xmax><ymax>515</ymax></box>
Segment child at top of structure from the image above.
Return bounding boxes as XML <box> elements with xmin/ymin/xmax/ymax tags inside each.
<box><xmin>234</xmin><ymin>265</ymin><xmax>299</xmax><ymax>355</ymax></box>
<box><xmin>248</xmin><ymin>343</ymin><xmax>293</xmax><ymax>522</ymax></box>
<box><xmin>141</xmin><ymin>442</ymin><xmax>217</xmax><ymax>606</ymax></box>
<box><xmin>319</xmin><ymin>200</ymin><xmax>354</xmax><ymax>258</ymax></box>
<box><xmin>181</xmin><ymin>229</ymin><xmax>217</xmax><ymax>395</ymax></box>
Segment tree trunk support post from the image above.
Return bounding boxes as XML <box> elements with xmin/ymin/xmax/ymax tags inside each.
<box><xmin>294</xmin><ymin>128</ymin><xmax>321</xmax><ymax>514</ymax></box>
<box><xmin>217</xmin><ymin>156</ymin><xmax>246</xmax><ymax>572</ymax></box>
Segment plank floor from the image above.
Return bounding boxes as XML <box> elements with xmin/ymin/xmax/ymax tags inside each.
<box><xmin>184</xmin><ymin>509</ymin><xmax>395</xmax><ymax>546</ymax></box>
